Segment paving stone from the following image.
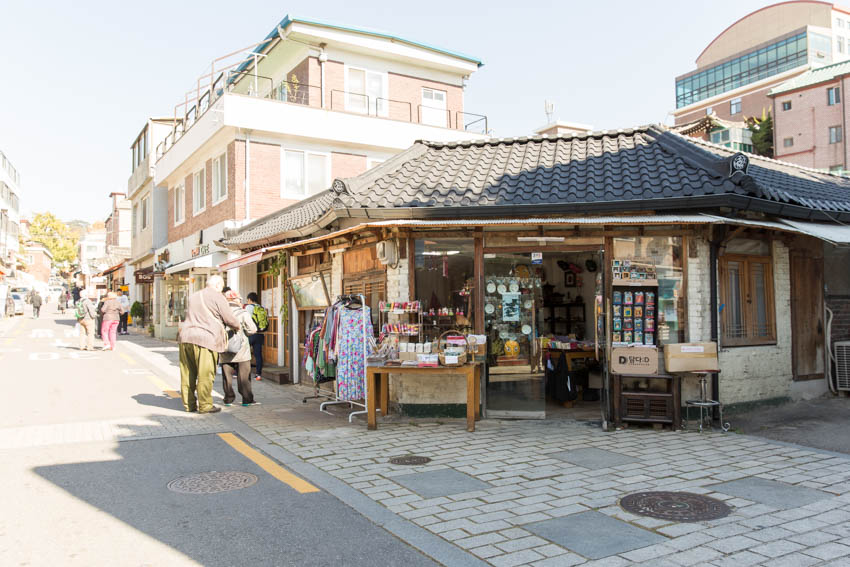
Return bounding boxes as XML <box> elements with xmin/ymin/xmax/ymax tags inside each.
<box><xmin>802</xmin><ymin>542</ymin><xmax>850</xmax><ymax>560</ymax></box>
<box><xmin>391</xmin><ymin>468</ymin><xmax>491</xmax><ymax>498</ymax></box>
<box><xmin>705</xmin><ymin>534</ymin><xmax>760</xmax><ymax>554</ymax></box>
<box><xmin>525</xmin><ymin>511</ymin><xmax>667</xmax><ymax>560</ymax></box>
<box><xmin>470</xmin><ymin>544</ymin><xmax>502</xmax><ymax>559</ymax></box>
<box><xmin>766</xmin><ymin>553</ymin><xmax>822</xmax><ymax>567</ymax></box>
<box><xmin>489</xmin><ymin>548</ymin><xmax>545</xmax><ymax>567</ymax></box>
<box><xmin>710</xmin><ymin>477</ymin><xmax>830</xmax><ymax>510</ymax></box>
<box><xmin>454</xmin><ymin>532</ymin><xmax>507</xmax><ymax>549</ymax></box>
<box><xmin>549</xmin><ymin>448</ymin><xmax>639</xmax><ymax>470</ymax></box>
<box><xmin>709</xmin><ymin>550</ymin><xmax>765</xmax><ymax>567</ymax></box>
<box><xmin>750</xmin><ymin>539</ymin><xmax>807</xmax><ymax>558</ymax></box>
<box><xmin>531</xmin><ymin>553</ymin><xmax>585</xmax><ymax>567</ymax></box>
<box><xmin>496</xmin><ymin>535</ymin><xmax>549</xmax><ymax>553</ymax></box>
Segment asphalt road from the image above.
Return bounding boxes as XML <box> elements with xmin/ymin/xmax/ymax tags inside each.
<box><xmin>0</xmin><ymin>305</ymin><xmax>438</xmax><ymax>566</ymax></box>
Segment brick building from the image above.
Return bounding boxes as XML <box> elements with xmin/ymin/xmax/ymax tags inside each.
<box><xmin>24</xmin><ymin>242</ymin><xmax>52</xmax><ymax>285</ymax></box>
<box><xmin>673</xmin><ymin>1</ymin><xmax>850</xmax><ymax>126</ymax></box>
<box><xmin>770</xmin><ymin>58</ymin><xmax>850</xmax><ymax>170</ymax></box>
<box><xmin>149</xmin><ymin>14</ymin><xmax>488</xmax><ymax>357</ymax></box>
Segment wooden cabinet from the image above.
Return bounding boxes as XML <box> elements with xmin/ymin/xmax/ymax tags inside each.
<box><xmin>612</xmin><ymin>373</ymin><xmax>681</xmax><ymax>429</ymax></box>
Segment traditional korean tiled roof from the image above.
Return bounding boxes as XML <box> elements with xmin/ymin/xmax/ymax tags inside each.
<box><xmin>221</xmin><ymin>125</ymin><xmax>850</xmax><ymax>248</ymax></box>
<box><xmin>769</xmin><ymin>59</ymin><xmax>850</xmax><ymax>96</ymax></box>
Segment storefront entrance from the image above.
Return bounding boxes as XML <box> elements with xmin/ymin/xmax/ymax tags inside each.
<box><xmin>484</xmin><ymin>249</ymin><xmax>605</xmax><ymax>420</ymax></box>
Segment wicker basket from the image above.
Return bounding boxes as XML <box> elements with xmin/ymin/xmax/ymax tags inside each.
<box><xmin>438</xmin><ymin>330</ymin><xmax>468</xmax><ymax>367</ymax></box>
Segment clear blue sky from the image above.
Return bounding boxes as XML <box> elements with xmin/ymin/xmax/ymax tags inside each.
<box><xmin>0</xmin><ymin>0</ymin><xmax>772</xmax><ymax>223</ymax></box>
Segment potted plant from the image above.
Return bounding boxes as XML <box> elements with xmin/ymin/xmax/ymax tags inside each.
<box><xmin>148</xmin><ymin>324</ymin><xmax>155</xmax><ymax>337</ymax></box>
<box><xmin>130</xmin><ymin>301</ymin><xmax>145</xmax><ymax>326</ymax></box>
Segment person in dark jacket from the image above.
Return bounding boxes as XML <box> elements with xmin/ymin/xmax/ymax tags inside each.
<box><xmin>219</xmin><ymin>289</ymin><xmax>258</xmax><ymax>406</ymax></box>
<box><xmin>31</xmin><ymin>291</ymin><xmax>42</xmax><ymax>318</ymax></box>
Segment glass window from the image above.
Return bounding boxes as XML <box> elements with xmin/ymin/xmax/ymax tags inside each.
<box><xmin>730</xmin><ymin>97</ymin><xmax>742</xmax><ymax>114</ymax></box>
<box><xmin>307</xmin><ymin>153</ymin><xmax>328</xmax><ymax>195</ymax></box>
<box><xmin>283</xmin><ymin>150</ymin><xmax>329</xmax><ymax>197</ymax></box>
<box><xmin>414</xmin><ymin>238</ymin><xmax>475</xmax><ymax>341</ymax></box>
<box><xmin>612</xmin><ymin>237</ymin><xmax>685</xmax><ymax>344</ymax></box>
<box><xmin>421</xmin><ymin>87</ymin><xmax>448</xmax><ymax>127</ymax></box>
<box><xmin>347</xmin><ymin>68</ymin><xmax>367</xmax><ymax>114</ymax></box>
<box><xmin>830</xmin><ymin>125</ymin><xmax>843</xmax><ymax>144</ymax></box>
<box><xmin>828</xmin><ymin>86</ymin><xmax>841</xmax><ymax>105</ymax></box>
<box><xmin>192</xmin><ymin>168</ymin><xmax>206</xmax><ymax>214</ymax></box>
<box><xmin>212</xmin><ymin>153</ymin><xmax>227</xmax><ymax>202</ymax></box>
<box><xmin>838</xmin><ymin>37</ymin><xmax>845</xmax><ymax>54</ymax></box>
<box><xmin>174</xmin><ymin>184</ymin><xmax>185</xmax><ymax>225</ymax></box>
<box><xmin>720</xmin><ymin>250</ymin><xmax>775</xmax><ymax>346</ymax></box>
<box><xmin>284</xmin><ymin>150</ymin><xmax>304</xmax><ymax>196</ymax></box>
<box><xmin>132</xmin><ymin>204</ymin><xmax>138</xmax><ymax>235</ymax></box>
<box><xmin>782</xmin><ymin>100</ymin><xmax>792</xmax><ymax>111</ymax></box>
<box><xmin>141</xmin><ymin>196</ymin><xmax>149</xmax><ymax>229</ymax></box>
<box><xmin>721</xmin><ymin>130</ymin><xmax>730</xmax><ymax>142</ymax></box>
<box><xmin>165</xmin><ymin>278</ymin><xmax>189</xmax><ymax>325</ymax></box>
<box><xmin>784</xmin><ymin>137</ymin><xmax>794</xmax><ymax>147</ymax></box>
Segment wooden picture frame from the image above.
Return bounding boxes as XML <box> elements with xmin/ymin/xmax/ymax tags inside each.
<box><xmin>564</xmin><ymin>271</ymin><xmax>576</xmax><ymax>287</ymax></box>
<box><xmin>288</xmin><ymin>271</ymin><xmax>331</xmax><ymax>311</ymax></box>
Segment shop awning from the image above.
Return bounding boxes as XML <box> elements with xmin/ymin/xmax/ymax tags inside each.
<box><xmin>165</xmin><ymin>252</ymin><xmax>229</xmax><ymax>275</ymax></box>
<box><xmin>778</xmin><ymin>219</ymin><xmax>850</xmax><ymax>245</ymax></box>
<box><xmin>217</xmin><ymin>249</ymin><xmax>267</xmax><ymax>271</ymax></box>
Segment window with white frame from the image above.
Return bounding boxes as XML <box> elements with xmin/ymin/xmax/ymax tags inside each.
<box><xmin>839</xmin><ymin>37</ymin><xmax>846</xmax><ymax>54</ymax></box>
<box><xmin>421</xmin><ymin>87</ymin><xmax>448</xmax><ymax>127</ymax></box>
<box><xmin>282</xmin><ymin>149</ymin><xmax>329</xmax><ymax>197</ymax></box>
<box><xmin>193</xmin><ymin>168</ymin><xmax>206</xmax><ymax>214</ymax></box>
<box><xmin>212</xmin><ymin>153</ymin><xmax>227</xmax><ymax>203</ymax></box>
<box><xmin>132</xmin><ymin>204</ymin><xmax>138</xmax><ymax>235</ymax></box>
<box><xmin>141</xmin><ymin>195</ymin><xmax>149</xmax><ymax>229</ymax></box>
<box><xmin>346</xmin><ymin>67</ymin><xmax>387</xmax><ymax>116</ymax></box>
<box><xmin>828</xmin><ymin>86</ymin><xmax>841</xmax><ymax>105</ymax></box>
<box><xmin>830</xmin><ymin>125</ymin><xmax>843</xmax><ymax>144</ymax></box>
<box><xmin>174</xmin><ymin>184</ymin><xmax>185</xmax><ymax>225</ymax></box>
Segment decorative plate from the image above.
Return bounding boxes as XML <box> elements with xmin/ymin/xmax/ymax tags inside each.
<box><xmin>521</xmin><ymin>324</ymin><xmax>532</xmax><ymax>335</ymax></box>
<box><xmin>523</xmin><ymin>300</ymin><xmax>533</xmax><ymax>309</ymax></box>
<box><xmin>484</xmin><ymin>304</ymin><xmax>495</xmax><ymax>314</ymax></box>
<box><xmin>486</xmin><ymin>282</ymin><xmax>496</xmax><ymax>294</ymax></box>
<box><xmin>509</xmin><ymin>282</ymin><xmax>520</xmax><ymax>293</ymax></box>
<box><xmin>497</xmin><ymin>284</ymin><xmax>507</xmax><ymax>294</ymax></box>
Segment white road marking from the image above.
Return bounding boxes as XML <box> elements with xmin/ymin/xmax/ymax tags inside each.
<box><xmin>29</xmin><ymin>352</ymin><xmax>60</xmax><ymax>361</ymax></box>
<box><xmin>67</xmin><ymin>351</ymin><xmax>99</xmax><ymax>360</ymax></box>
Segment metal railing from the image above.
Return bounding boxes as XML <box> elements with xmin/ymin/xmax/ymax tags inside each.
<box><xmin>156</xmin><ymin>78</ymin><xmax>489</xmax><ymax>160</ymax></box>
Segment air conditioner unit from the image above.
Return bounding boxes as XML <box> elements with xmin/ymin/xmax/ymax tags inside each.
<box><xmin>835</xmin><ymin>341</ymin><xmax>850</xmax><ymax>391</ymax></box>
<box><xmin>376</xmin><ymin>240</ymin><xmax>398</xmax><ymax>266</ymax></box>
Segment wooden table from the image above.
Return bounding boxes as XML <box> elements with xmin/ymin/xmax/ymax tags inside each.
<box><xmin>547</xmin><ymin>348</ymin><xmax>597</xmax><ymax>371</ymax></box>
<box><xmin>366</xmin><ymin>364</ymin><xmax>481</xmax><ymax>431</ymax></box>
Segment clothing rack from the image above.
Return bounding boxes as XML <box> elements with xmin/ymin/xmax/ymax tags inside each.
<box><xmin>302</xmin><ymin>312</ymin><xmax>334</xmax><ymax>404</ymax></box>
<box><xmin>314</xmin><ymin>294</ymin><xmax>377</xmax><ymax>423</ymax></box>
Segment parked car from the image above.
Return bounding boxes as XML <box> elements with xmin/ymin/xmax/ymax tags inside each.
<box><xmin>10</xmin><ymin>293</ymin><xmax>24</xmax><ymax>315</ymax></box>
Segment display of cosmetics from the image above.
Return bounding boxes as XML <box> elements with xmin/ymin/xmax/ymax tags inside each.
<box><xmin>379</xmin><ymin>300</ymin><xmax>421</xmax><ymax>313</ymax></box>
<box><xmin>381</xmin><ymin>323</ymin><xmax>420</xmax><ymax>335</ymax></box>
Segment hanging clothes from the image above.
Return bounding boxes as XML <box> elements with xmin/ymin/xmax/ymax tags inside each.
<box><xmin>335</xmin><ymin>304</ymin><xmax>373</xmax><ymax>401</ymax></box>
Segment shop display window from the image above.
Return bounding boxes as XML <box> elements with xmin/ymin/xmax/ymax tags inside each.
<box><xmin>414</xmin><ymin>239</ymin><xmax>475</xmax><ymax>341</ymax></box>
<box><xmin>165</xmin><ymin>277</ymin><xmax>189</xmax><ymax>325</ymax></box>
<box><xmin>612</xmin><ymin>237</ymin><xmax>685</xmax><ymax>344</ymax></box>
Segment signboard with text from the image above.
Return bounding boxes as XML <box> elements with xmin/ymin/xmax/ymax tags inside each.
<box><xmin>611</xmin><ymin>347</ymin><xmax>658</xmax><ymax>375</ymax></box>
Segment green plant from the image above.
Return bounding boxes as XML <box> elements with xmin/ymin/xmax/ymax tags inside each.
<box><xmin>268</xmin><ymin>251</ymin><xmax>290</xmax><ymax>323</ymax></box>
<box><xmin>747</xmin><ymin>110</ymin><xmax>773</xmax><ymax>158</ymax></box>
<box><xmin>130</xmin><ymin>301</ymin><xmax>145</xmax><ymax>319</ymax></box>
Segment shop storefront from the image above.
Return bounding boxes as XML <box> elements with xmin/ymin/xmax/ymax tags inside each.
<box><xmin>133</xmin><ymin>266</ymin><xmax>155</xmax><ymax>326</ymax></box>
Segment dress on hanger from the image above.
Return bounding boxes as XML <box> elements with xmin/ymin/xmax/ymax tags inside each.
<box><xmin>335</xmin><ymin>305</ymin><xmax>373</xmax><ymax>401</ymax></box>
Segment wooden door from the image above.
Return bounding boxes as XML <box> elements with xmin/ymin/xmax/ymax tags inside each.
<box><xmin>257</xmin><ymin>271</ymin><xmax>280</xmax><ymax>366</ymax></box>
<box><xmin>791</xmin><ymin>245</ymin><xmax>825</xmax><ymax>380</ymax></box>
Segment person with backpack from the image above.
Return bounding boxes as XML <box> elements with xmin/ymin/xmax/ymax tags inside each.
<box><xmin>76</xmin><ymin>289</ymin><xmax>98</xmax><ymax>350</ymax></box>
<box><xmin>245</xmin><ymin>292</ymin><xmax>268</xmax><ymax>381</ymax></box>
<box><xmin>219</xmin><ymin>289</ymin><xmax>258</xmax><ymax>406</ymax></box>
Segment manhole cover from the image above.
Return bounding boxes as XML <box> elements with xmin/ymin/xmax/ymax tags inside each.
<box><xmin>619</xmin><ymin>491</ymin><xmax>731</xmax><ymax>522</ymax></box>
<box><xmin>389</xmin><ymin>455</ymin><xmax>431</xmax><ymax>466</ymax></box>
<box><xmin>167</xmin><ymin>471</ymin><xmax>258</xmax><ymax>494</ymax></box>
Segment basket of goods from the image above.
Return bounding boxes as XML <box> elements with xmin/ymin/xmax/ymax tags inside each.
<box><xmin>438</xmin><ymin>330</ymin><xmax>468</xmax><ymax>367</ymax></box>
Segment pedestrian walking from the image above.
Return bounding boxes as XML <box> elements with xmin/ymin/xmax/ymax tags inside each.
<box><xmin>76</xmin><ymin>289</ymin><xmax>98</xmax><ymax>351</ymax></box>
<box><xmin>71</xmin><ymin>286</ymin><xmax>80</xmax><ymax>307</ymax></box>
<box><xmin>31</xmin><ymin>291</ymin><xmax>42</xmax><ymax>318</ymax></box>
<box><xmin>118</xmin><ymin>290</ymin><xmax>130</xmax><ymax>335</ymax></box>
<box><xmin>99</xmin><ymin>292</ymin><xmax>125</xmax><ymax>351</ymax></box>
<box><xmin>178</xmin><ymin>275</ymin><xmax>240</xmax><ymax>414</ymax></box>
<box><xmin>58</xmin><ymin>291</ymin><xmax>67</xmax><ymax>314</ymax></box>
<box><xmin>245</xmin><ymin>292</ymin><xmax>269</xmax><ymax>381</ymax></box>
<box><xmin>219</xmin><ymin>289</ymin><xmax>259</xmax><ymax>407</ymax></box>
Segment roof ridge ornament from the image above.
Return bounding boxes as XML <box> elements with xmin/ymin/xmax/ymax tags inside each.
<box><xmin>331</xmin><ymin>178</ymin><xmax>348</xmax><ymax>195</ymax></box>
<box><xmin>729</xmin><ymin>152</ymin><xmax>749</xmax><ymax>177</ymax></box>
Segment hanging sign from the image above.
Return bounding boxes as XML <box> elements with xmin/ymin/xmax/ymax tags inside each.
<box><xmin>531</xmin><ymin>252</ymin><xmax>543</xmax><ymax>265</ymax></box>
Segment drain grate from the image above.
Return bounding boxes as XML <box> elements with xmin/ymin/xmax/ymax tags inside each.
<box><xmin>167</xmin><ymin>471</ymin><xmax>258</xmax><ymax>494</ymax></box>
<box><xmin>389</xmin><ymin>455</ymin><xmax>431</xmax><ymax>466</ymax></box>
<box><xmin>619</xmin><ymin>491</ymin><xmax>731</xmax><ymax>522</ymax></box>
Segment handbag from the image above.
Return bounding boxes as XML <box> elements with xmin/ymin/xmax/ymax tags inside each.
<box><xmin>225</xmin><ymin>328</ymin><xmax>244</xmax><ymax>354</ymax></box>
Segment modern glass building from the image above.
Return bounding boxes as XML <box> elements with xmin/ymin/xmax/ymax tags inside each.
<box><xmin>676</xmin><ymin>32</ymin><xmax>815</xmax><ymax>108</ymax></box>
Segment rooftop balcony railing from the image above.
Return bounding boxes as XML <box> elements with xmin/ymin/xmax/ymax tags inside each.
<box><xmin>156</xmin><ymin>72</ymin><xmax>487</xmax><ymax>159</ymax></box>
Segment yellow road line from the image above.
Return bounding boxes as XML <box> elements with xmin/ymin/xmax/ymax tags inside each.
<box><xmin>118</xmin><ymin>352</ymin><xmax>136</xmax><ymax>365</ymax></box>
<box><xmin>145</xmin><ymin>374</ymin><xmax>181</xmax><ymax>398</ymax></box>
<box><xmin>218</xmin><ymin>432</ymin><xmax>319</xmax><ymax>494</ymax></box>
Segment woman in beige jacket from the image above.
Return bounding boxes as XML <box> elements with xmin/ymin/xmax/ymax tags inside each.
<box><xmin>219</xmin><ymin>289</ymin><xmax>258</xmax><ymax>406</ymax></box>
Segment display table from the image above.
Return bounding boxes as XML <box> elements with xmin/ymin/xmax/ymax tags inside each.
<box><xmin>547</xmin><ymin>348</ymin><xmax>596</xmax><ymax>371</ymax></box>
<box><xmin>611</xmin><ymin>373</ymin><xmax>681</xmax><ymax>429</ymax></box>
<box><xmin>366</xmin><ymin>363</ymin><xmax>481</xmax><ymax>432</ymax></box>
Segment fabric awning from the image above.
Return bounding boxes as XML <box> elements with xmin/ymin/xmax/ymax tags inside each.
<box><xmin>164</xmin><ymin>252</ymin><xmax>229</xmax><ymax>275</ymax></box>
<box><xmin>778</xmin><ymin>219</ymin><xmax>850</xmax><ymax>244</ymax></box>
<box><xmin>217</xmin><ymin>249</ymin><xmax>266</xmax><ymax>271</ymax></box>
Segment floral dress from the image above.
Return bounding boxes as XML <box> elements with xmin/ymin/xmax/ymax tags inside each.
<box><xmin>335</xmin><ymin>306</ymin><xmax>373</xmax><ymax>401</ymax></box>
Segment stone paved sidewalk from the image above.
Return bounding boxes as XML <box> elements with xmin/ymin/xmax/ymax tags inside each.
<box><xmin>237</xmin><ymin>408</ymin><xmax>850</xmax><ymax>567</ymax></box>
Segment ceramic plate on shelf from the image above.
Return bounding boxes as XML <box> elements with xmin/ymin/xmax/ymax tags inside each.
<box><xmin>486</xmin><ymin>282</ymin><xmax>496</xmax><ymax>294</ymax></box>
<box><xmin>521</xmin><ymin>324</ymin><xmax>532</xmax><ymax>335</ymax></box>
<box><xmin>484</xmin><ymin>304</ymin><xmax>495</xmax><ymax>314</ymax></box>
<box><xmin>497</xmin><ymin>284</ymin><xmax>507</xmax><ymax>294</ymax></box>
<box><xmin>509</xmin><ymin>282</ymin><xmax>520</xmax><ymax>293</ymax></box>
<box><xmin>523</xmin><ymin>299</ymin><xmax>533</xmax><ymax>309</ymax></box>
